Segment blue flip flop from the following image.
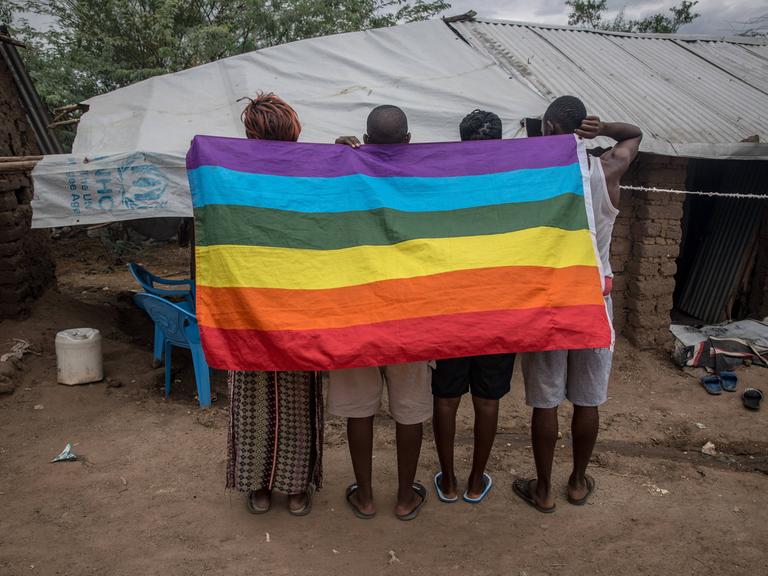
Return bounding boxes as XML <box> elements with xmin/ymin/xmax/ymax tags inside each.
<box><xmin>700</xmin><ymin>375</ymin><xmax>722</xmax><ymax>395</ymax></box>
<box><xmin>433</xmin><ymin>472</ymin><xmax>459</xmax><ymax>503</ymax></box>
<box><xmin>463</xmin><ymin>473</ymin><xmax>493</xmax><ymax>504</ymax></box>
<box><xmin>719</xmin><ymin>371</ymin><xmax>738</xmax><ymax>392</ymax></box>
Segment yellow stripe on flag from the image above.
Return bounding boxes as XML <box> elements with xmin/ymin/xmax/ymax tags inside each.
<box><xmin>195</xmin><ymin>227</ymin><xmax>598</xmax><ymax>290</ymax></box>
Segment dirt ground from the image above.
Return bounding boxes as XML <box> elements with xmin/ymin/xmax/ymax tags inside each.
<box><xmin>1</xmin><ymin>235</ymin><xmax>767</xmax><ymax>576</ymax></box>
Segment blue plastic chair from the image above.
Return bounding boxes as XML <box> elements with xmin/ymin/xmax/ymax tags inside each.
<box><xmin>133</xmin><ymin>293</ymin><xmax>212</xmax><ymax>408</ymax></box>
<box><xmin>128</xmin><ymin>262</ymin><xmax>195</xmax><ymax>367</ymax></box>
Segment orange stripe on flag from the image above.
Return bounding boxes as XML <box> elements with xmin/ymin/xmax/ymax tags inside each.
<box><xmin>196</xmin><ymin>265</ymin><xmax>604</xmax><ymax>331</ymax></box>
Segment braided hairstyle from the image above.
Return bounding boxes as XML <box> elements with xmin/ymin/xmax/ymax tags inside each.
<box><xmin>239</xmin><ymin>92</ymin><xmax>301</xmax><ymax>141</ymax></box>
<box><xmin>543</xmin><ymin>95</ymin><xmax>586</xmax><ymax>135</ymax></box>
<box><xmin>459</xmin><ymin>110</ymin><xmax>502</xmax><ymax>141</ymax></box>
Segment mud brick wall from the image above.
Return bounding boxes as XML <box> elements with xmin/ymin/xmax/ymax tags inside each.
<box><xmin>0</xmin><ymin>171</ymin><xmax>54</xmax><ymax>319</ymax></box>
<box><xmin>609</xmin><ymin>154</ymin><xmax>688</xmax><ymax>349</ymax></box>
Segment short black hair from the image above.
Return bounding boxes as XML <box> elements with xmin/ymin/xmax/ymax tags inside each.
<box><xmin>366</xmin><ymin>105</ymin><xmax>408</xmax><ymax>144</ymax></box>
<box><xmin>459</xmin><ymin>110</ymin><xmax>502</xmax><ymax>141</ymax></box>
<box><xmin>543</xmin><ymin>96</ymin><xmax>587</xmax><ymax>134</ymax></box>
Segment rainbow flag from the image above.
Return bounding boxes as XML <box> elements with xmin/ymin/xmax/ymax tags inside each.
<box><xmin>187</xmin><ymin>134</ymin><xmax>611</xmax><ymax>371</ymax></box>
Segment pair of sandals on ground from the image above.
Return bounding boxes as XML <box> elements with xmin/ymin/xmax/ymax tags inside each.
<box><xmin>700</xmin><ymin>371</ymin><xmax>764</xmax><ymax>410</ymax></box>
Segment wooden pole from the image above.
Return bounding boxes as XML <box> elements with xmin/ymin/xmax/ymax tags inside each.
<box><xmin>0</xmin><ymin>156</ymin><xmax>43</xmax><ymax>163</ymax></box>
<box><xmin>0</xmin><ymin>160</ymin><xmax>38</xmax><ymax>173</ymax></box>
<box><xmin>0</xmin><ymin>33</ymin><xmax>27</xmax><ymax>48</ymax></box>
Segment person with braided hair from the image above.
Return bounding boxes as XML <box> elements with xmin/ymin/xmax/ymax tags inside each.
<box><xmin>225</xmin><ymin>93</ymin><xmax>322</xmax><ymax>517</ymax></box>
<box><xmin>430</xmin><ymin>110</ymin><xmax>515</xmax><ymax>506</ymax></box>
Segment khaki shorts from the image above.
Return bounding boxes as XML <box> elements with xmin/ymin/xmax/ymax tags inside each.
<box><xmin>521</xmin><ymin>296</ymin><xmax>613</xmax><ymax>408</ymax></box>
<box><xmin>327</xmin><ymin>362</ymin><xmax>432</xmax><ymax>425</ymax></box>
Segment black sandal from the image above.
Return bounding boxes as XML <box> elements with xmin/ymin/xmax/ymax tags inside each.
<box><xmin>396</xmin><ymin>482</ymin><xmax>427</xmax><ymax>521</ymax></box>
<box><xmin>345</xmin><ymin>484</ymin><xmax>376</xmax><ymax>520</ymax></box>
<box><xmin>246</xmin><ymin>490</ymin><xmax>271</xmax><ymax>514</ymax></box>
<box><xmin>567</xmin><ymin>475</ymin><xmax>595</xmax><ymax>506</ymax></box>
<box><xmin>512</xmin><ymin>478</ymin><xmax>556</xmax><ymax>513</ymax></box>
<box><xmin>288</xmin><ymin>484</ymin><xmax>316</xmax><ymax>517</ymax></box>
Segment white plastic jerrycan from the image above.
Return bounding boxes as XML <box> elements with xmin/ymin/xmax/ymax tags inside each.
<box><xmin>56</xmin><ymin>328</ymin><xmax>104</xmax><ymax>385</ymax></box>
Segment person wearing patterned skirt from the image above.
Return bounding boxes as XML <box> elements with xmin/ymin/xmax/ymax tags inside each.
<box><xmin>225</xmin><ymin>93</ymin><xmax>323</xmax><ymax>516</ymax></box>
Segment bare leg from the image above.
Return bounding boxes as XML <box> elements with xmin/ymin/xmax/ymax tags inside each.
<box><xmin>347</xmin><ymin>416</ymin><xmax>375</xmax><ymax>515</ymax></box>
<box><xmin>466</xmin><ymin>396</ymin><xmax>500</xmax><ymax>498</ymax></box>
<box><xmin>394</xmin><ymin>421</ymin><xmax>423</xmax><ymax>516</ymax></box>
<box><xmin>568</xmin><ymin>405</ymin><xmax>599</xmax><ymax>501</ymax></box>
<box><xmin>433</xmin><ymin>396</ymin><xmax>461</xmax><ymax>499</ymax></box>
<box><xmin>530</xmin><ymin>406</ymin><xmax>558</xmax><ymax>509</ymax></box>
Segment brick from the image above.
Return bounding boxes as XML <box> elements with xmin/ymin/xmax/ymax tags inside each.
<box><xmin>660</xmin><ymin>260</ymin><xmax>678</xmax><ymax>277</ymax></box>
<box><xmin>662</xmin><ymin>221</ymin><xmax>683</xmax><ymax>242</ymax></box>
<box><xmin>633</xmin><ymin>243</ymin><xmax>677</xmax><ymax>258</ymax></box>
<box><xmin>0</xmin><ymin>225</ymin><xmax>24</xmax><ymax>243</ymax></box>
<box><xmin>0</xmin><ymin>240</ymin><xmax>21</xmax><ymax>257</ymax></box>
<box><xmin>628</xmin><ymin>311</ymin><xmax>670</xmax><ymax>330</ymax></box>
<box><xmin>612</xmin><ymin>221</ymin><xmax>630</xmax><ymax>239</ymax></box>
<box><xmin>631</xmin><ymin>220</ymin><xmax>662</xmax><ymax>237</ymax></box>
<box><xmin>0</xmin><ymin>253</ymin><xmax>23</xmax><ymax>271</ymax></box>
<box><xmin>0</xmin><ymin>269</ymin><xmax>27</xmax><ymax>286</ymax></box>
<box><xmin>628</xmin><ymin>298</ymin><xmax>658</xmax><ymax>315</ymax></box>
<box><xmin>610</xmin><ymin>257</ymin><xmax>626</xmax><ymax>273</ymax></box>
<box><xmin>636</xmin><ymin>203</ymin><xmax>683</xmax><ymax>220</ymax></box>
<box><xmin>627</xmin><ymin>260</ymin><xmax>660</xmax><ymax>277</ymax></box>
<box><xmin>612</xmin><ymin>237</ymin><xmax>631</xmax><ymax>256</ymax></box>
<box><xmin>628</xmin><ymin>277</ymin><xmax>675</xmax><ymax>300</ymax></box>
<box><xmin>0</xmin><ymin>192</ymin><xmax>18</xmax><ymax>211</ymax></box>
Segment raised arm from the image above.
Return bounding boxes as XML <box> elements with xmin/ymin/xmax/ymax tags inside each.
<box><xmin>576</xmin><ymin>116</ymin><xmax>643</xmax><ymax>207</ymax></box>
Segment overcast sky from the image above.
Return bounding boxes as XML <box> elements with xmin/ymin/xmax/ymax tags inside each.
<box><xmin>439</xmin><ymin>0</ymin><xmax>767</xmax><ymax>35</ymax></box>
<box><xmin>18</xmin><ymin>1</ymin><xmax>767</xmax><ymax>36</ymax></box>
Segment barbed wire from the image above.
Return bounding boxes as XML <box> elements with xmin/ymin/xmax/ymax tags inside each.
<box><xmin>619</xmin><ymin>185</ymin><xmax>768</xmax><ymax>200</ymax></box>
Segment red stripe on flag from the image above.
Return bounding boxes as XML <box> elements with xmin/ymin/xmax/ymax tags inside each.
<box><xmin>199</xmin><ymin>304</ymin><xmax>611</xmax><ymax>371</ymax></box>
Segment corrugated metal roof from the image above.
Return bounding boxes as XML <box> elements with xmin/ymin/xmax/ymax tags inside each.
<box><xmin>449</xmin><ymin>18</ymin><xmax>768</xmax><ymax>159</ymax></box>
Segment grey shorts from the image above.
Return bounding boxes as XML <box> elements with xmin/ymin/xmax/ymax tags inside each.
<box><xmin>521</xmin><ymin>296</ymin><xmax>613</xmax><ymax>408</ymax></box>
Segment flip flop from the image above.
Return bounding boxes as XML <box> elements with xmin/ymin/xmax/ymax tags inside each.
<box><xmin>396</xmin><ymin>482</ymin><xmax>427</xmax><ymax>521</ymax></box>
<box><xmin>567</xmin><ymin>474</ymin><xmax>596</xmax><ymax>506</ymax></box>
<box><xmin>463</xmin><ymin>472</ymin><xmax>493</xmax><ymax>504</ymax></box>
<box><xmin>345</xmin><ymin>484</ymin><xmax>376</xmax><ymax>520</ymax></box>
<box><xmin>288</xmin><ymin>484</ymin><xmax>315</xmax><ymax>517</ymax></box>
<box><xmin>742</xmin><ymin>388</ymin><xmax>764</xmax><ymax>411</ymax></box>
<box><xmin>700</xmin><ymin>375</ymin><xmax>722</xmax><ymax>395</ymax></box>
<box><xmin>512</xmin><ymin>478</ymin><xmax>555</xmax><ymax>514</ymax></box>
<box><xmin>719</xmin><ymin>371</ymin><xmax>738</xmax><ymax>392</ymax></box>
<box><xmin>246</xmin><ymin>490</ymin><xmax>271</xmax><ymax>514</ymax></box>
<box><xmin>433</xmin><ymin>472</ymin><xmax>459</xmax><ymax>503</ymax></box>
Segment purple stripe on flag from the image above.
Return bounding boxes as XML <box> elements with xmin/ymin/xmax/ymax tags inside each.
<box><xmin>186</xmin><ymin>134</ymin><xmax>578</xmax><ymax>178</ymax></box>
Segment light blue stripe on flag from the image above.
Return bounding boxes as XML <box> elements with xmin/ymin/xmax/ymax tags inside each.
<box><xmin>189</xmin><ymin>163</ymin><xmax>585</xmax><ymax>213</ymax></box>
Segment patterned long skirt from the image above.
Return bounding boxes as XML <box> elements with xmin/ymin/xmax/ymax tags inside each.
<box><xmin>226</xmin><ymin>370</ymin><xmax>323</xmax><ymax>494</ymax></box>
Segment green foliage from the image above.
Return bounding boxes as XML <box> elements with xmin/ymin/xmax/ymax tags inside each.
<box><xmin>566</xmin><ymin>0</ymin><xmax>699</xmax><ymax>34</ymax></box>
<box><xmin>4</xmin><ymin>0</ymin><xmax>449</xmax><ymax>125</ymax></box>
<box><xmin>566</xmin><ymin>0</ymin><xmax>607</xmax><ymax>28</ymax></box>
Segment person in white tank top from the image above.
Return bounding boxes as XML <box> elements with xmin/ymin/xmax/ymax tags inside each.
<box><xmin>513</xmin><ymin>96</ymin><xmax>642</xmax><ymax>513</ymax></box>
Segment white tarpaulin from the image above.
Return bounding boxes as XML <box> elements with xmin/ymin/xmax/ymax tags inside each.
<box><xmin>32</xmin><ymin>19</ymin><xmax>546</xmax><ymax>228</ymax></box>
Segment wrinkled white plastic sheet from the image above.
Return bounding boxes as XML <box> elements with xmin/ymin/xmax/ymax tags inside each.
<box><xmin>32</xmin><ymin>20</ymin><xmax>547</xmax><ymax>228</ymax></box>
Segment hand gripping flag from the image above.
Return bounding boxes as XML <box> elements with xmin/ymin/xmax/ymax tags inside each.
<box><xmin>187</xmin><ymin>134</ymin><xmax>612</xmax><ymax>371</ymax></box>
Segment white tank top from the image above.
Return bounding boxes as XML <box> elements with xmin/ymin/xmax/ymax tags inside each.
<box><xmin>589</xmin><ymin>159</ymin><xmax>619</xmax><ymax>278</ymax></box>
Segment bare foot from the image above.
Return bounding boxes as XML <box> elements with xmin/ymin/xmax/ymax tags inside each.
<box><xmin>530</xmin><ymin>479</ymin><xmax>555</xmax><ymax>510</ymax></box>
<box><xmin>438</xmin><ymin>472</ymin><xmax>458</xmax><ymax>500</ymax></box>
<box><xmin>394</xmin><ymin>487</ymin><xmax>421</xmax><ymax>517</ymax></box>
<box><xmin>567</xmin><ymin>474</ymin><xmax>594</xmax><ymax>504</ymax></box>
<box><xmin>287</xmin><ymin>492</ymin><xmax>308</xmax><ymax>513</ymax></box>
<box><xmin>349</xmin><ymin>488</ymin><xmax>376</xmax><ymax>516</ymax></box>
<box><xmin>465</xmin><ymin>473</ymin><xmax>486</xmax><ymax>500</ymax></box>
<box><xmin>248</xmin><ymin>489</ymin><xmax>271</xmax><ymax>512</ymax></box>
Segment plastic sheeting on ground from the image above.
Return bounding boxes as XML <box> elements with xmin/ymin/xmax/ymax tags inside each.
<box><xmin>31</xmin><ymin>20</ymin><xmax>546</xmax><ymax>228</ymax></box>
<box><xmin>670</xmin><ymin>319</ymin><xmax>768</xmax><ymax>370</ymax></box>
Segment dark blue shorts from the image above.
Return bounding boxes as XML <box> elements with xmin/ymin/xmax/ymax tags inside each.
<box><xmin>432</xmin><ymin>353</ymin><xmax>516</xmax><ymax>400</ymax></box>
